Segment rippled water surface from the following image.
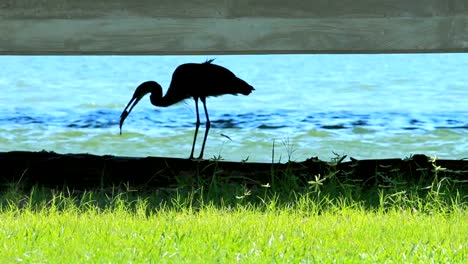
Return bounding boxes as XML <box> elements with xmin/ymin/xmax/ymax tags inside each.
<box><xmin>0</xmin><ymin>54</ymin><xmax>467</xmax><ymax>162</ymax></box>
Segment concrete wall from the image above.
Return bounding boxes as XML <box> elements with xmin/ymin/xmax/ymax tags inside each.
<box><xmin>1</xmin><ymin>0</ymin><xmax>467</xmax><ymax>54</ymax></box>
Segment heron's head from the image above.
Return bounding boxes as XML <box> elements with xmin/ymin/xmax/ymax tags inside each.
<box><xmin>119</xmin><ymin>81</ymin><xmax>163</xmax><ymax>134</ymax></box>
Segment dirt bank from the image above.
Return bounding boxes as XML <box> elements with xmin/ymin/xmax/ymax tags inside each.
<box><xmin>1</xmin><ymin>151</ymin><xmax>466</xmax><ymax>189</ymax></box>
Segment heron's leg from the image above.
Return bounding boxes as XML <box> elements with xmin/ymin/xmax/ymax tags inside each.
<box><xmin>198</xmin><ymin>97</ymin><xmax>210</xmax><ymax>159</ymax></box>
<box><xmin>189</xmin><ymin>98</ymin><xmax>200</xmax><ymax>159</ymax></box>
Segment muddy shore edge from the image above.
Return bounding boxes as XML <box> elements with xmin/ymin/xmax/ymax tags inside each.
<box><xmin>1</xmin><ymin>151</ymin><xmax>466</xmax><ymax>189</ymax></box>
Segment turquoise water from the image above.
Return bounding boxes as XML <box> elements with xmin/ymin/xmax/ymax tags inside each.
<box><xmin>0</xmin><ymin>54</ymin><xmax>467</xmax><ymax>162</ymax></box>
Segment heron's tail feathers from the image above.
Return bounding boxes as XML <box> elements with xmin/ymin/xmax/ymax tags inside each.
<box><xmin>235</xmin><ymin>78</ymin><xmax>255</xmax><ymax>95</ymax></box>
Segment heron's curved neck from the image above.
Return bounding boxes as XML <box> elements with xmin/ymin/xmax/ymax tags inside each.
<box><xmin>150</xmin><ymin>90</ymin><xmax>173</xmax><ymax>107</ymax></box>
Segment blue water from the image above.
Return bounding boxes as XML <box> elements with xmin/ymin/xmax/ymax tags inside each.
<box><xmin>0</xmin><ymin>54</ymin><xmax>467</xmax><ymax>162</ymax></box>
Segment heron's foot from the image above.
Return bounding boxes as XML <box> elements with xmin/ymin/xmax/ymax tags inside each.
<box><xmin>188</xmin><ymin>154</ymin><xmax>205</xmax><ymax>160</ymax></box>
<box><xmin>188</xmin><ymin>155</ymin><xmax>203</xmax><ymax>160</ymax></box>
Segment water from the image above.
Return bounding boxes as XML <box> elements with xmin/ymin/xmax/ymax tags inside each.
<box><xmin>0</xmin><ymin>54</ymin><xmax>467</xmax><ymax>162</ymax></box>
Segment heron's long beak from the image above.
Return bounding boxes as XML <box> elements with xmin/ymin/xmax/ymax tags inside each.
<box><xmin>119</xmin><ymin>96</ymin><xmax>142</xmax><ymax>135</ymax></box>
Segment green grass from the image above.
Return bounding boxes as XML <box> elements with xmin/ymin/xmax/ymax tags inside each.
<box><xmin>1</xmin><ymin>203</ymin><xmax>466</xmax><ymax>263</ymax></box>
<box><xmin>0</xmin><ymin>162</ymin><xmax>467</xmax><ymax>263</ymax></box>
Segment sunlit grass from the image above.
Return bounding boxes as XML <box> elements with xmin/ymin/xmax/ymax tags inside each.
<box><xmin>0</xmin><ymin>161</ymin><xmax>467</xmax><ymax>263</ymax></box>
<box><xmin>1</xmin><ymin>203</ymin><xmax>466</xmax><ymax>263</ymax></box>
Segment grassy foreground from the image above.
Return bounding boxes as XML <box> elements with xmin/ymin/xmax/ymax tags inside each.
<box><xmin>0</xmin><ymin>166</ymin><xmax>467</xmax><ymax>263</ymax></box>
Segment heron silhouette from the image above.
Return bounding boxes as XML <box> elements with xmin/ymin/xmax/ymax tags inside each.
<box><xmin>119</xmin><ymin>59</ymin><xmax>254</xmax><ymax>159</ymax></box>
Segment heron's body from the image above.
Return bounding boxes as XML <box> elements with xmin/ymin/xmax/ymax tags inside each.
<box><xmin>120</xmin><ymin>59</ymin><xmax>254</xmax><ymax>159</ymax></box>
<box><xmin>152</xmin><ymin>61</ymin><xmax>253</xmax><ymax>106</ymax></box>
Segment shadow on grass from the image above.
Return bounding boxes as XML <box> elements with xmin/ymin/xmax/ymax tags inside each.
<box><xmin>1</xmin><ymin>155</ymin><xmax>466</xmax><ymax>215</ymax></box>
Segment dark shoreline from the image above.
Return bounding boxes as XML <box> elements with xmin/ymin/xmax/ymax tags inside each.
<box><xmin>1</xmin><ymin>151</ymin><xmax>466</xmax><ymax>190</ymax></box>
